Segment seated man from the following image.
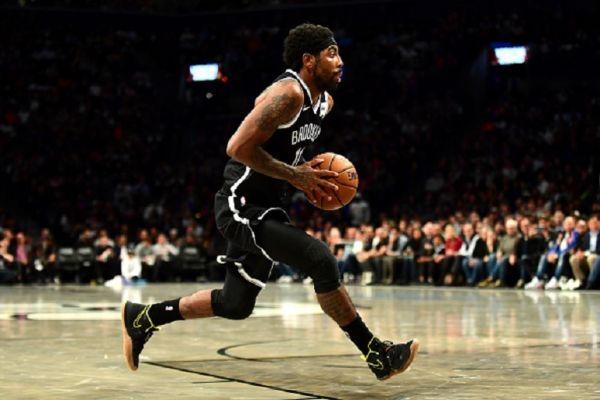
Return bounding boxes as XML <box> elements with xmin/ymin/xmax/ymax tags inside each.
<box><xmin>430</xmin><ymin>234</ymin><xmax>446</xmax><ymax>285</ymax></box>
<box><xmin>516</xmin><ymin>218</ymin><xmax>546</xmax><ymax>288</ymax></box>
<box><xmin>152</xmin><ymin>233</ymin><xmax>180</xmax><ymax>282</ymax></box>
<box><xmin>343</xmin><ymin>227</ymin><xmax>364</xmax><ymax>283</ymax></box>
<box><xmin>416</xmin><ymin>223</ymin><xmax>434</xmax><ymax>284</ymax></box>
<box><xmin>526</xmin><ymin>216</ymin><xmax>579</xmax><ymax>290</ymax></box>
<box><xmin>493</xmin><ymin>219</ymin><xmax>521</xmax><ymax>288</ymax></box>
<box><xmin>363</xmin><ymin>226</ymin><xmax>389</xmax><ymax>285</ymax></box>
<box><xmin>570</xmin><ymin>215</ymin><xmax>599</xmax><ymax>290</ymax></box>
<box><xmin>586</xmin><ymin>256</ymin><xmax>600</xmax><ymax>290</ymax></box>
<box><xmin>95</xmin><ymin>232</ymin><xmax>117</xmax><ymax>283</ymax></box>
<box><xmin>381</xmin><ymin>227</ymin><xmax>407</xmax><ymax>285</ymax></box>
<box><xmin>459</xmin><ymin>223</ymin><xmax>488</xmax><ymax>286</ymax></box>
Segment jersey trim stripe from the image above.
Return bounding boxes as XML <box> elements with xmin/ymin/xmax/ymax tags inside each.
<box><xmin>285</xmin><ymin>69</ymin><xmax>311</xmax><ymax>99</ymax></box>
<box><xmin>234</xmin><ymin>262</ymin><xmax>267</xmax><ymax>289</ymax></box>
<box><xmin>225</xmin><ymin>165</ymin><xmax>280</xmax><ymax>288</ymax></box>
<box><xmin>320</xmin><ymin>92</ymin><xmax>329</xmax><ymax>118</ymax></box>
<box><xmin>227</xmin><ymin>166</ymin><xmax>274</xmax><ymax>263</ymax></box>
<box><xmin>284</xmin><ymin>69</ymin><xmax>325</xmax><ymax>115</ymax></box>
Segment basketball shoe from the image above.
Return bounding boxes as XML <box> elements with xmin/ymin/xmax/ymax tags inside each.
<box><xmin>362</xmin><ymin>337</ymin><xmax>420</xmax><ymax>380</ymax></box>
<box><xmin>121</xmin><ymin>301</ymin><xmax>159</xmax><ymax>370</ymax></box>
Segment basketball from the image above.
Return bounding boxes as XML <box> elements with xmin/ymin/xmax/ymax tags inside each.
<box><xmin>310</xmin><ymin>152</ymin><xmax>359</xmax><ymax>210</ymax></box>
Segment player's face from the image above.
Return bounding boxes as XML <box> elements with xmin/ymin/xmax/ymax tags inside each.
<box><xmin>314</xmin><ymin>45</ymin><xmax>343</xmax><ymax>91</ymax></box>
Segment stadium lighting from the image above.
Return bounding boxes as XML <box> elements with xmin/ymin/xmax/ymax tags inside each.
<box><xmin>492</xmin><ymin>46</ymin><xmax>528</xmax><ymax>65</ymax></box>
<box><xmin>189</xmin><ymin>63</ymin><xmax>220</xmax><ymax>81</ymax></box>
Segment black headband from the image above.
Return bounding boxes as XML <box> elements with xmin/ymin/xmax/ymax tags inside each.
<box><xmin>307</xmin><ymin>36</ymin><xmax>337</xmax><ymax>55</ymax></box>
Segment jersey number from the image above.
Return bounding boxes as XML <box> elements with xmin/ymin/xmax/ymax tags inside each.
<box><xmin>291</xmin><ymin>147</ymin><xmax>306</xmax><ymax>167</ymax></box>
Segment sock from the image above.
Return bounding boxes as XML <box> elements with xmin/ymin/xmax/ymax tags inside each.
<box><xmin>147</xmin><ymin>298</ymin><xmax>183</xmax><ymax>326</ymax></box>
<box><xmin>342</xmin><ymin>314</ymin><xmax>375</xmax><ymax>355</ymax></box>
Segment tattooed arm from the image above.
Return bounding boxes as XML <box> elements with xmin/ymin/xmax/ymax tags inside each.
<box><xmin>226</xmin><ymin>80</ymin><xmax>338</xmax><ymax>203</ymax></box>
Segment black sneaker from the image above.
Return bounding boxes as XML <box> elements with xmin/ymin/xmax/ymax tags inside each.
<box><xmin>121</xmin><ymin>301</ymin><xmax>159</xmax><ymax>371</ymax></box>
<box><xmin>362</xmin><ymin>337</ymin><xmax>420</xmax><ymax>381</ymax></box>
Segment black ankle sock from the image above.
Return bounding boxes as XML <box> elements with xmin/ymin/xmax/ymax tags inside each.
<box><xmin>147</xmin><ymin>298</ymin><xmax>183</xmax><ymax>326</ymax></box>
<box><xmin>342</xmin><ymin>315</ymin><xmax>374</xmax><ymax>355</ymax></box>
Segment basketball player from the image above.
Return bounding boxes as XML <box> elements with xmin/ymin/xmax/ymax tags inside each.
<box><xmin>121</xmin><ymin>23</ymin><xmax>419</xmax><ymax>381</ymax></box>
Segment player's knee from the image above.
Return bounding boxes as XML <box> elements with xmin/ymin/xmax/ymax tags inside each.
<box><xmin>217</xmin><ymin>301</ymin><xmax>255</xmax><ymax>320</ymax></box>
<box><xmin>211</xmin><ymin>289</ymin><xmax>255</xmax><ymax>320</ymax></box>
<box><xmin>304</xmin><ymin>241</ymin><xmax>340</xmax><ymax>293</ymax></box>
<box><xmin>223</xmin><ymin>302</ymin><xmax>254</xmax><ymax>320</ymax></box>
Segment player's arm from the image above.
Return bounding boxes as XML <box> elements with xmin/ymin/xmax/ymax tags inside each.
<box><xmin>226</xmin><ymin>80</ymin><xmax>338</xmax><ymax>202</ymax></box>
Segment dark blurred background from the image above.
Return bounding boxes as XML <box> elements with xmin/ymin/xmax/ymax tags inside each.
<box><xmin>0</xmin><ymin>0</ymin><xmax>598</xmax><ymax>285</ymax></box>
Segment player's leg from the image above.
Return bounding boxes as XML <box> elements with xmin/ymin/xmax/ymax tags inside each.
<box><xmin>254</xmin><ymin>219</ymin><xmax>419</xmax><ymax>380</ymax></box>
<box><xmin>121</xmin><ymin>246</ymin><xmax>270</xmax><ymax>370</ymax></box>
<box><xmin>177</xmin><ymin>258</ymin><xmax>266</xmax><ymax>320</ymax></box>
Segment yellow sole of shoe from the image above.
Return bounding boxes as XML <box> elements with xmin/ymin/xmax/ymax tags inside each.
<box><xmin>379</xmin><ymin>339</ymin><xmax>420</xmax><ymax>381</ymax></box>
<box><xmin>121</xmin><ymin>303</ymin><xmax>137</xmax><ymax>371</ymax></box>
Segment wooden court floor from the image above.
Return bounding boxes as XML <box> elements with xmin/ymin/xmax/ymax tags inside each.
<box><xmin>1</xmin><ymin>283</ymin><xmax>598</xmax><ymax>399</ymax></box>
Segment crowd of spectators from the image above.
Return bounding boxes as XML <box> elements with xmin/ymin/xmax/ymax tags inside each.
<box><xmin>0</xmin><ymin>4</ymin><xmax>599</xmax><ymax>287</ymax></box>
<box><xmin>305</xmin><ymin>211</ymin><xmax>600</xmax><ymax>291</ymax></box>
<box><xmin>2</xmin><ymin>209</ymin><xmax>599</xmax><ymax>292</ymax></box>
<box><xmin>0</xmin><ymin>224</ymin><xmax>226</xmax><ymax>284</ymax></box>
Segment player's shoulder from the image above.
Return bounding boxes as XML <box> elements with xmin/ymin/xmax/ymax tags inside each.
<box><xmin>271</xmin><ymin>78</ymin><xmax>304</xmax><ymax>100</ymax></box>
<box><xmin>255</xmin><ymin>78</ymin><xmax>304</xmax><ymax>107</ymax></box>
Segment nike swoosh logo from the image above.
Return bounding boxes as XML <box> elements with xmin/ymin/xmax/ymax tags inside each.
<box><xmin>368</xmin><ymin>359</ymin><xmax>385</xmax><ymax>370</ymax></box>
<box><xmin>302</xmin><ymin>106</ymin><xmax>311</xmax><ymax>111</ymax></box>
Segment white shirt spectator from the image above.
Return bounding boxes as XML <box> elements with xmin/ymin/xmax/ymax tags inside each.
<box><xmin>121</xmin><ymin>252</ymin><xmax>141</xmax><ymax>280</ymax></box>
<box><xmin>153</xmin><ymin>242</ymin><xmax>179</xmax><ymax>262</ymax></box>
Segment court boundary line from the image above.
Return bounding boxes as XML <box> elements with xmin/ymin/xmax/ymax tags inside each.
<box><xmin>216</xmin><ymin>339</ymin><xmax>359</xmax><ymax>362</ymax></box>
<box><xmin>146</xmin><ymin>361</ymin><xmax>340</xmax><ymax>400</ymax></box>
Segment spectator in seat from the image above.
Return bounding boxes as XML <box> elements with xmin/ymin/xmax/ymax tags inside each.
<box><xmin>103</xmin><ymin>234</ymin><xmax>134</xmax><ymax>287</ymax></box>
<box><xmin>349</xmin><ymin>193</ymin><xmax>371</xmax><ymax>227</ymax></box>
<box><xmin>439</xmin><ymin>224</ymin><xmax>462</xmax><ymax>286</ymax></box>
<box><xmin>78</xmin><ymin>228</ymin><xmax>95</xmax><ymax>247</ymax></box>
<box><xmin>342</xmin><ymin>227</ymin><xmax>364</xmax><ymax>283</ymax></box>
<box><xmin>121</xmin><ymin>244</ymin><xmax>142</xmax><ymax>284</ymax></box>
<box><xmin>366</xmin><ymin>226</ymin><xmax>389</xmax><ymax>285</ymax></box>
<box><xmin>400</xmin><ymin>227</ymin><xmax>421</xmax><ymax>284</ymax></box>
<box><xmin>354</xmin><ymin>225</ymin><xmax>374</xmax><ymax>279</ymax></box>
<box><xmin>416</xmin><ymin>222</ymin><xmax>434</xmax><ymax>284</ymax></box>
<box><xmin>168</xmin><ymin>228</ymin><xmax>182</xmax><ymax>248</ymax></box>
<box><xmin>14</xmin><ymin>232</ymin><xmax>31</xmax><ymax>282</ymax></box>
<box><xmin>152</xmin><ymin>233</ymin><xmax>180</xmax><ymax>282</ymax></box>
<box><xmin>33</xmin><ymin>228</ymin><xmax>56</xmax><ymax>283</ymax></box>
<box><xmin>328</xmin><ymin>227</ymin><xmax>363</xmax><ymax>284</ymax></box>
<box><xmin>115</xmin><ymin>234</ymin><xmax>128</xmax><ymax>262</ymax></box>
<box><xmin>95</xmin><ymin>233</ymin><xmax>117</xmax><ymax>282</ymax></box>
<box><xmin>569</xmin><ymin>215</ymin><xmax>599</xmax><ymax>289</ymax></box>
<box><xmin>94</xmin><ymin>229</ymin><xmax>115</xmax><ymax>248</ymax></box>
<box><xmin>0</xmin><ymin>235</ymin><xmax>17</xmax><ymax>284</ymax></box>
<box><xmin>431</xmin><ymin>234</ymin><xmax>446</xmax><ymax>285</ymax></box>
<box><xmin>586</xmin><ymin>256</ymin><xmax>600</xmax><ymax>290</ymax></box>
<box><xmin>526</xmin><ymin>216</ymin><xmax>579</xmax><ymax>290</ymax></box>
<box><xmin>493</xmin><ymin>219</ymin><xmax>522</xmax><ymax>288</ymax></box>
<box><xmin>515</xmin><ymin>218</ymin><xmax>546</xmax><ymax>288</ymax></box>
<box><xmin>381</xmin><ymin>227</ymin><xmax>404</xmax><ymax>284</ymax></box>
<box><xmin>135</xmin><ymin>229</ymin><xmax>155</xmax><ymax>280</ymax></box>
<box><xmin>459</xmin><ymin>223</ymin><xmax>488</xmax><ymax>286</ymax></box>
<box><xmin>536</xmin><ymin>216</ymin><xmax>555</xmax><ymax>247</ymax></box>
<box><xmin>478</xmin><ymin>226</ymin><xmax>501</xmax><ymax>288</ymax></box>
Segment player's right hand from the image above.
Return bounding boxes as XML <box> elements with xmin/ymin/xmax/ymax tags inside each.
<box><xmin>289</xmin><ymin>158</ymin><xmax>339</xmax><ymax>204</ymax></box>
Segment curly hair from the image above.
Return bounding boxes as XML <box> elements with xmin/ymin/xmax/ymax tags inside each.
<box><xmin>283</xmin><ymin>23</ymin><xmax>335</xmax><ymax>72</ymax></box>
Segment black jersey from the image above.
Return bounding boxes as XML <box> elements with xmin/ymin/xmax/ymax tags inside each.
<box><xmin>218</xmin><ymin>69</ymin><xmax>329</xmax><ymax>207</ymax></box>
